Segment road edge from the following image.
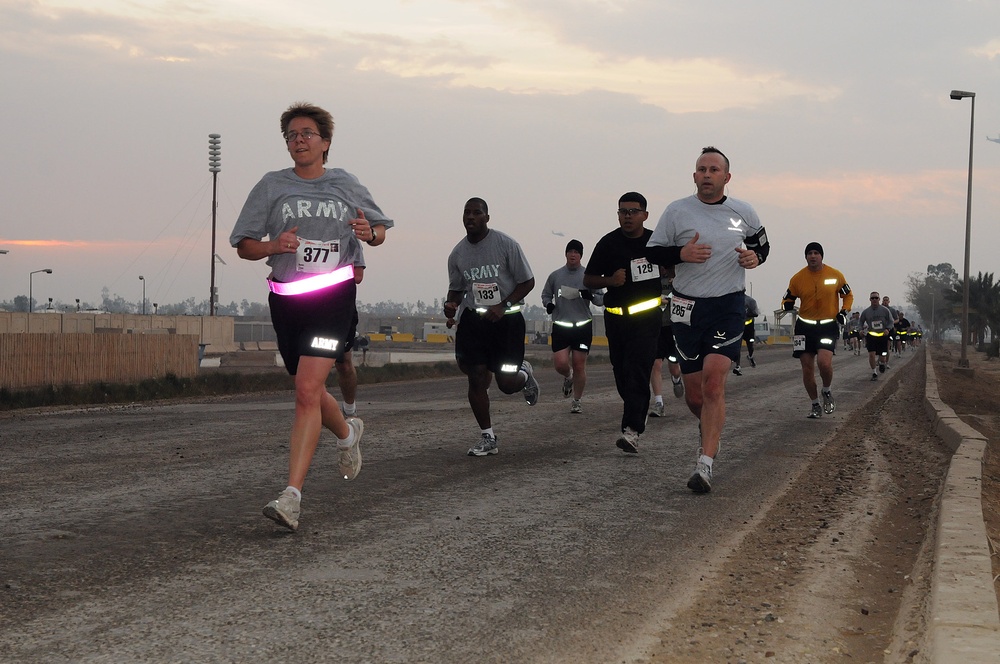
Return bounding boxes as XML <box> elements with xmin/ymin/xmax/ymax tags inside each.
<box><xmin>924</xmin><ymin>348</ymin><xmax>1000</xmax><ymax>662</ymax></box>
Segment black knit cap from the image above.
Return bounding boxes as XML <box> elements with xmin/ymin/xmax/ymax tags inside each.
<box><xmin>804</xmin><ymin>242</ymin><xmax>824</xmax><ymax>257</ymax></box>
<box><xmin>566</xmin><ymin>239</ymin><xmax>584</xmax><ymax>254</ymax></box>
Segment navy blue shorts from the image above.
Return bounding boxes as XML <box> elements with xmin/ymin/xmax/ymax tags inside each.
<box><xmin>455</xmin><ymin>308</ymin><xmax>526</xmax><ymax>376</ymax></box>
<box><xmin>269</xmin><ymin>279</ymin><xmax>358</xmax><ymax>375</ymax></box>
<box><xmin>671</xmin><ymin>291</ymin><xmax>744</xmax><ymax>373</ymax></box>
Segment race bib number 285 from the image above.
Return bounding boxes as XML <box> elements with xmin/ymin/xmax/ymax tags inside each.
<box><xmin>670</xmin><ymin>295</ymin><xmax>695</xmax><ymax>325</ymax></box>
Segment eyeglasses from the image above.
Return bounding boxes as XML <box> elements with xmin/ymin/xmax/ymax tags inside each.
<box><xmin>617</xmin><ymin>208</ymin><xmax>645</xmax><ymax>217</ymax></box>
<box><xmin>870</xmin><ymin>296</ymin><xmax>879</xmax><ymax>300</ymax></box>
<box><xmin>284</xmin><ymin>130</ymin><xmax>323</xmax><ymax>143</ymax></box>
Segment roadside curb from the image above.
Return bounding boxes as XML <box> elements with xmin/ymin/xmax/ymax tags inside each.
<box><xmin>924</xmin><ymin>348</ymin><xmax>1000</xmax><ymax>662</ymax></box>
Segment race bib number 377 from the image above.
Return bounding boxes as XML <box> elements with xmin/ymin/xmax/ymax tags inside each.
<box><xmin>296</xmin><ymin>238</ymin><xmax>340</xmax><ymax>274</ymax></box>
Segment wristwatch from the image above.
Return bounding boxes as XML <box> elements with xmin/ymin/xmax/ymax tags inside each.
<box><xmin>504</xmin><ymin>300</ymin><xmax>513</xmax><ymax>308</ymax></box>
<box><xmin>366</xmin><ymin>226</ymin><xmax>378</xmax><ymax>246</ymax></box>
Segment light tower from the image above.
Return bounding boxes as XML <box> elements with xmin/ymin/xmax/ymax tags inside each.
<box><xmin>209</xmin><ymin>133</ymin><xmax>221</xmax><ymax>316</ymax></box>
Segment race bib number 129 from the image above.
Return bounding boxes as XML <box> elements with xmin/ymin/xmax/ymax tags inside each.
<box><xmin>630</xmin><ymin>257</ymin><xmax>657</xmax><ymax>282</ymax></box>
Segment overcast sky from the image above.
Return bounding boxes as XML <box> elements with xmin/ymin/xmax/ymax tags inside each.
<box><xmin>2</xmin><ymin>0</ymin><xmax>999</xmax><ymax>320</ymax></box>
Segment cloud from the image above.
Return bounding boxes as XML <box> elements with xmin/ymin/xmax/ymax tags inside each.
<box><xmin>0</xmin><ymin>239</ymin><xmax>157</xmax><ymax>248</ymax></box>
<box><xmin>3</xmin><ymin>1</ymin><xmax>839</xmax><ymax>114</ymax></box>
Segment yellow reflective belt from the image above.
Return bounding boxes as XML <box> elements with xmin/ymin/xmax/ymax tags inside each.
<box><xmin>475</xmin><ymin>305</ymin><xmax>522</xmax><ymax>315</ymax></box>
<box><xmin>798</xmin><ymin>316</ymin><xmax>835</xmax><ymax>325</ymax></box>
<box><xmin>605</xmin><ymin>297</ymin><xmax>661</xmax><ymax>316</ymax></box>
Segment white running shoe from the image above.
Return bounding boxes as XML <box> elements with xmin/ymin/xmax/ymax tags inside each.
<box><xmin>672</xmin><ymin>377</ymin><xmax>685</xmax><ymax>398</ymax></box>
<box><xmin>562</xmin><ymin>375</ymin><xmax>573</xmax><ymax>398</ymax></box>
<box><xmin>521</xmin><ymin>361</ymin><xmax>540</xmax><ymax>406</ymax></box>
<box><xmin>468</xmin><ymin>433</ymin><xmax>499</xmax><ymax>456</ymax></box>
<box><xmin>687</xmin><ymin>460</ymin><xmax>712</xmax><ymax>493</ymax></box>
<box><xmin>649</xmin><ymin>402</ymin><xmax>665</xmax><ymax>418</ymax></box>
<box><xmin>615</xmin><ymin>427</ymin><xmax>639</xmax><ymax>454</ymax></box>
<box><xmin>570</xmin><ymin>399</ymin><xmax>582</xmax><ymax>414</ymax></box>
<box><xmin>262</xmin><ymin>488</ymin><xmax>300</xmax><ymax>531</ymax></box>
<box><xmin>338</xmin><ymin>417</ymin><xmax>364</xmax><ymax>480</ymax></box>
<box><xmin>822</xmin><ymin>391</ymin><xmax>835</xmax><ymax>414</ymax></box>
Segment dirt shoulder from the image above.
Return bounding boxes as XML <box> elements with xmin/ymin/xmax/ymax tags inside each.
<box><xmin>642</xmin><ymin>343</ymin><xmax>997</xmax><ymax>664</ymax></box>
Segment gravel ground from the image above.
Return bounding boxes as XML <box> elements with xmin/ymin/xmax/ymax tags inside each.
<box><xmin>2</xmin><ymin>342</ymin><xmax>992</xmax><ymax>663</ymax></box>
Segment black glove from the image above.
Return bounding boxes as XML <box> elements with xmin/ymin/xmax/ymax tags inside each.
<box><xmin>546</xmin><ymin>302</ymin><xmax>555</xmax><ymax>315</ymax></box>
<box><xmin>580</xmin><ymin>289</ymin><xmax>592</xmax><ymax>301</ymax></box>
<box><xmin>783</xmin><ymin>301</ymin><xmax>795</xmax><ymax>311</ymax></box>
<box><xmin>836</xmin><ymin>310</ymin><xmax>848</xmax><ymax>326</ymax></box>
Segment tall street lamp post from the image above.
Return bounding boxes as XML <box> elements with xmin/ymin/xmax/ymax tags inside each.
<box><xmin>950</xmin><ymin>89</ymin><xmax>975</xmax><ymax>370</ymax></box>
<box><xmin>29</xmin><ymin>268</ymin><xmax>53</xmax><ymax>313</ymax></box>
<box><xmin>209</xmin><ymin>134</ymin><xmax>221</xmax><ymax>316</ymax></box>
<box><xmin>139</xmin><ymin>275</ymin><xmax>146</xmax><ymax>315</ymax></box>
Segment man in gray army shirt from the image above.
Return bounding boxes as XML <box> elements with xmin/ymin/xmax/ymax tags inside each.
<box><xmin>444</xmin><ymin>198</ymin><xmax>539</xmax><ymax>457</ymax></box>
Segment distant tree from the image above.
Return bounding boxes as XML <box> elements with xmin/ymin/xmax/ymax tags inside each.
<box><xmin>946</xmin><ymin>271</ymin><xmax>1000</xmax><ymax>345</ymax></box>
<box><xmin>216</xmin><ymin>301</ymin><xmax>241</xmax><ymax>316</ymax></box>
<box><xmin>157</xmin><ymin>302</ymin><xmax>188</xmax><ymax>316</ymax></box>
<box><xmin>905</xmin><ymin>263</ymin><xmax>960</xmax><ymax>340</ymax></box>
<box><xmin>101</xmin><ymin>292</ymin><xmax>132</xmax><ymax>314</ymax></box>
<box><xmin>13</xmin><ymin>295</ymin><xmax>29</xmax><ymax>312</ymax></box>
<box><xmin>241</xmin><ymin>299</ymin><xmax>270</xmax><ymax>317</ymax></box>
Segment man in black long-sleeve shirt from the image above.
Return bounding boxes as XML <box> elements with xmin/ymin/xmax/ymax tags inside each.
<box><xmin>584</xmin><ymin>192</ymin><xmax>662</xmax><ymax>454</ymax></box>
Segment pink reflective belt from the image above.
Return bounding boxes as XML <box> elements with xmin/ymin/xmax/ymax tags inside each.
<box><xmin>267</xmin><ymin>265</ymin><xmax>354</xmax><ymax>295</ymax></box>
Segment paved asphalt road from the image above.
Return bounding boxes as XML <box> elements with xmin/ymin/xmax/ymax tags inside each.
<box><xmin>1</xmin><ymin>346</ymin><xmax>918</xmax><ymax>663</ymax></box>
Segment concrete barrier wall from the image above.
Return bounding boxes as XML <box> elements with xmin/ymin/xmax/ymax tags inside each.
<box><xmin>924</xmin><ymin>350</ymin><xmax>1000</xmax><ymax>662</ymax></box>
<box><xmin>0</xmin><ymin>313</ymin><xmax>233</xmax><ymax>352</ymax></box>
<box><xmin>0</xmin><ymin>333</ymin><xmax>200</xmax><ymax>389</ymax></box>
